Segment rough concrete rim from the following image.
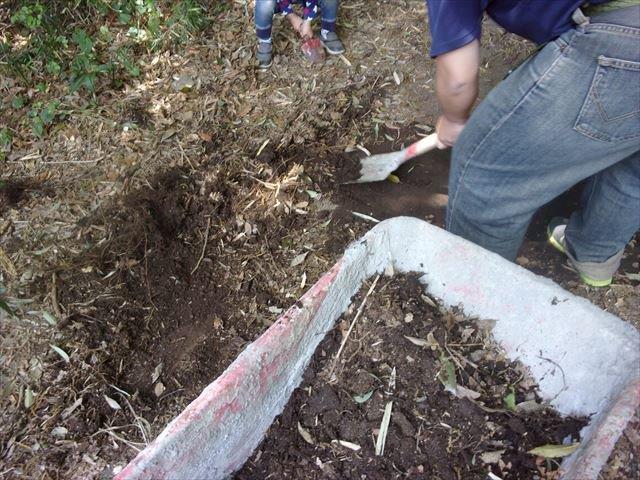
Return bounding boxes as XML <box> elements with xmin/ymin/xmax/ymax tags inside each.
<box><xmin>116</xmin><ymin>217</ymin><xmax>640</xmax><ymax>480</ymax></box>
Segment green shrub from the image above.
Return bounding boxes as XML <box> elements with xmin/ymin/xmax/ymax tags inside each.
<box><xmin>3</xmin><ymin>0</ymin><xmax>219</xmax><ymax>138</ymax></box>
<box><xmin>4</xmin><ymin>0</ymin><xmax>213</xmax><ymax>94</ymax></box>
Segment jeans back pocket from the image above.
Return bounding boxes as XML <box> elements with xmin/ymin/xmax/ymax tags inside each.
<box><xmin>574</xmin><ymin>55</ymin><xmax>640</xmax><ymax>143</ymax></box>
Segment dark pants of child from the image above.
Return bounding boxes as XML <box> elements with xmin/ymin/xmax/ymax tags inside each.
<box><xmin>255</xmin><ymin>0</ymin><xmax>339</xmax><ymax>42</ymax></box>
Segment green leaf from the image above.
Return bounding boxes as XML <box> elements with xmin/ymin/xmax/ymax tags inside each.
<box><xmin>11</xmin><ymin>4</ymin><xmax>45</xmax><ymax>29</ymax></box>
<box><xmin>46</xmin><ymin>60</ymin><xmax>61</xmax><ymax>76</ymax></box>
<box><xmin>117</xmin><ymin>48</ymin><xmax>141</xmax><ymax>77</ymax></box>
<box><xmin>24</xmin><ymin>387</ymin><xmax>35</xmax><ymax>408</ymax></box>
<box><xmin>528</xmin><ymin>443</ymin><xmax>580</xmax><ymax>458</ymax></box>
<box><xmin>50</xmin><ymin>345</ymin><xmax>70</xmax><ymax>363</ymax></box>
<box><xmin>437</xmin><ymin>355</ymin><xmax>457</xmax><ymax>393</ymax></box>
<box><xmin>70</xmin><ymin>74</ymin><xmax>96</xmax><ymax>94</ymax></box>
<box><xmin>42</xmin><ymin>311</ymin><xmax>57</xmax><ymax>326</ymax></box>
<box><xmin>72</xmin><ymin>29</ymin><xmax>93</xmax><ymax>54</ymax></box>
<box><xmin>11</xmin><ymin>96</ymin><xmax>25</xmax><ymax>109</ymax></box>
<box><xmin>0</xmin><ymin>298</ymin><xmax>15</xmax><ymax>317</ymax></box>
<box><xmin>129</xmin><ymin>64</ymin><xmax>141</xmax><ymax>77</ymax></box>
<box><xmin>147</xmin><ymin>15</ymin><xmax>162</xmax><ymax>38</ymax></box>
<box><xmin>99</xmin><ymin>25</ymin><xmax>112</xmax><ymax>41</ymax></box>
<box><xmin>31</xmin><ymin>117</ymin><xmax>45</xmax><ymax>138</ymax></box>
<box><xmin>118</xmin><ymin>12</ymin><xmax>132</xmax><ymax>24</ymax></box>
<box><xmin>0</xmin><ymin>128</ymin><xmax>12</xmax><ymax>149</ymax></box>
<box><xmin>503</xmin><ymin>387</ymin><xmax>516</xmax><ymax>411</ymax></box>
<box><xmin>55</xmin><ymin>35</ymin><xmax>69</xmax><ymax>49</ymax></box>
<box><xmin>353</xmin><ymin>390</ymin><xmax>374</xmax><ymax>404</ymax></box>
<box><xmin>40</xmin><ymin>101</ymin><xmax>59</xmax><ymax>125</ymax></box>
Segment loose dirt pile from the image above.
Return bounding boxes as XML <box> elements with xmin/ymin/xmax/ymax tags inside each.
<box><xmin>1</xmin><ymin>158</ymin><xmax>342</xmax><ymax>477</ymax></box>
<box><xmin>236</xmin><ymin>275</ymin><xmax>586</xmax><ymax>479</ymax></box>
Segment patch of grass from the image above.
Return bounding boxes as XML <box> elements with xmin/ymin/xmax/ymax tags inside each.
<box><xmin>2</xmin><ymin>0</ymin><xmax>220</xmax><ymax>138</ymax></box>
<box><xmin>0</xmin><ymin>129</ymin><xmax>13</xmax><ymax>160</ymax></box>
<box><xmin>6</xmin><ymin>0</ymin><xmax>213</xmax><ymax>92</ymax></box>
<box><xmin>27</xmin><ymin>100</ymin><xmax>63</xmax><ymax>138</ymax></box>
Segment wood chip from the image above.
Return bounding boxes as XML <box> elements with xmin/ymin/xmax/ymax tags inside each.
<box><xmin>297</xmin><ymin>422</ymin><xmax>315</xmax><ymax>445</ymax></box>
<box><xmin>332</xmin><ymin>439</ymin><xmax>361</xmax><ymax>451</ymax></box>
<box><xmin>480</xmin><ymin>450</ymin><xmax>505</xmax><ymax>464</ymax></box>
<box><xmin>528</xmin><ymin>443</ymin><xmax>580</xmax><ymax>458</ymax></box>
<box><xmin>0</xmin><ymin>247</ymin><xmax>17</xmax><ymax>277</ymax></box>
<box><xmin>290</xmin><ymin>252</ymin><xmax>308</xmax><ymax>267</ymax></box>
<box><xmin>104</xmin><ymin>395</ymin><xmax>122</xmax><ymax>410</ymax></box>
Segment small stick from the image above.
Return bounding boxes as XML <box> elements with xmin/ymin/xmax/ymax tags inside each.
<box><xmin>42</xmin><ymin>157</ymin><xmax>104</xmax><ymax>164</ymax></box>
<box><xmin>98</xmin><ymin>430</ymin><xmax>145</xmax><ymax>452</ymax></box>
<box><xmin>191</xmin><ymin>217</ymin><xmax>211</xmax><ymax>275</ymax></box>
<box><xmin>143</xmin><ymin>229</ymin><xmax>158</xmax><ymax>312</ymax></box>
<box><xmin>352</xmin><ymin>211</ymin><xmax>380</xmax><ymax>223</ymax></box>
<box><xmin>51</xmin><ymin>272</ymin><xmax>62</xmax><ymax>317</ymax></box>
<box><xmin>330</xmin><ymin>274</ymin><xmax>380</xmax><ymax>377</ymax></box>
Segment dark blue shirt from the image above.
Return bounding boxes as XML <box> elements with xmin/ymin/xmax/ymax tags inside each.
<box><xmin>427</xmin><ymin>0</ymin><xmax>610</xmax><ymax>57</ymax></box>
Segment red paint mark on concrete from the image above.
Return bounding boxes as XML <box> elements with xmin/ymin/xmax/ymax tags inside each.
<box><xmin>450</xmin><ymin>283</ymin><xmax>484</xmax><ymax>303</ymax></box>
<box><xmin>117</xmin><ymin>258</ymin><xmax>345</xmax><ymax>479</ymax></box>
<box><xmin>212</xmin><ymin>398</ymin><xmax>243</xmax><ymax>423</ymax></box>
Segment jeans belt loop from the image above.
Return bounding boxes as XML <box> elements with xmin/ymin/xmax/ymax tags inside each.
<box><xmin>572</xmin><ymin>7</ymin><xmax>590</xmax><ymax>27</ymax></box>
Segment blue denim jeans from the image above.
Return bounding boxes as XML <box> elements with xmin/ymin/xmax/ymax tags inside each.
<box><xmin>447</xmin><ymin>6</ymin><xmax>640</xmax><ymax>264</ymax></box>
<box><xmin>255</xmin><ymin>0</ymin><xmax>339</xmax><ymax>41</ymax></box>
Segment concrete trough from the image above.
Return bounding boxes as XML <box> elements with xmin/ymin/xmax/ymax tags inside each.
<box><xmin>116</xmin><ymin>217</ymin><xmax>640</xmax><ymax>480</ymax></box>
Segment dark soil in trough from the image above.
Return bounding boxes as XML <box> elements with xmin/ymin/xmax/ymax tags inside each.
<box><xmin>236</xmin><ymin>275</ymin><xmax>586</xmax><ymax>480</ymax></box>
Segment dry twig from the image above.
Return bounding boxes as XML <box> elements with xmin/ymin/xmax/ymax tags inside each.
<box><xmin>51</xmin><ymin>272</ymin><xmax>62</xmax><ymax>317</ymax></box>
<box><xmin>329</xmin><ymin>274</ymin><xmax>380</xmax><ymax>377</ymax></box>
<box><xmin>191</xmin><ymin>216</ymin><xmax>211</xmax><ymax>275</ymax></box>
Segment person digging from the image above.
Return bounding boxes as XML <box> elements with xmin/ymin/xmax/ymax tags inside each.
<box><xmin>255</xmin><ymin>0</ymin><xmax>345</xmax><ymax>70</ymax></box>
<box><xmin>427</xmin><ymin>0</ymin><xmax>640</xmax><ymax>287</ymax></box>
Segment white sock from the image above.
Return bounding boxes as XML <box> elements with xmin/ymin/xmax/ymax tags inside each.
<box><xmin>321</xmin><ymin>29</ymin><xmax>330</xmax><ymax>39</ymax></box>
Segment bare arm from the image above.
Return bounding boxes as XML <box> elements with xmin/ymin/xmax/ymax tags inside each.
<box><xmin>286</xmin><ymin>13</ymin><xmax>313</xmax><ymax>39</ymax></box>
<box><xmin>435</xmin><ymin>39</ymin><xmax>480</xmax><ymax>147</ymax></box>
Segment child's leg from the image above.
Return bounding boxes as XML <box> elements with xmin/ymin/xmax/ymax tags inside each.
<box><xmin>318</xmin><ymin>0</ymin><xmax>344</xmax><ymax>54</ymax></box>
<box><xmin>255</xmin><ymin>0</ymin><xmax>276</xmax><ymax>69</ymax></box>
<box><xmin>318</xmin><ymin>0</ymin><xmax>338</xmax><ymax>36</ymax></box>
<box><xmin>255</xmin><ymin>0</ymin><xmax>277</xmax><ymax>42</ymax></box>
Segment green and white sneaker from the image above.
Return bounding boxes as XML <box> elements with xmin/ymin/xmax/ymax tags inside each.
<box><xmin>547</xmin><ymin>217</ymin><xmax>622</xmax><ymax>287</ymax></box>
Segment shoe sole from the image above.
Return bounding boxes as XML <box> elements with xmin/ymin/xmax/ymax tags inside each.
<box><xmin>320</xmin><ymin>40</ymin><xmax>345</xmax><ymax>55</ymax></box>
<box><xmin>580</xmin><ymin>275</ymin><xmax>612</xmax><ymax>288</ymax></box>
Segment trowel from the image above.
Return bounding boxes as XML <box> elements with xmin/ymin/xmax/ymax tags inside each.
<box><xmin>349</xmin><ymin>133</ymin><xmax>439</xmax><ymax>183</ymax></box>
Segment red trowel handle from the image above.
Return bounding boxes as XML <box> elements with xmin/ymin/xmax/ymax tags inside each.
<box><xmin>400</xmin><ymin>133</ymin><xmax>439</xmax><ymax>163</ymax></box>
